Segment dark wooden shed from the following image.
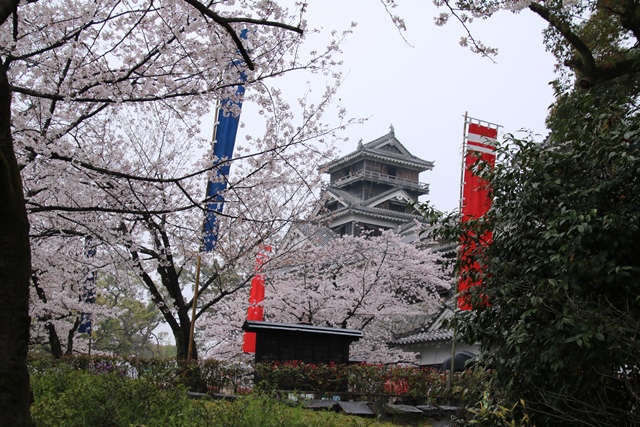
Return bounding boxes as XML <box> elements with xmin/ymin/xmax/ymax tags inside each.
<box><xmin>242</xmin><ymin>320</ymin><xmax>362</xmax><ymax>364</ymax></box>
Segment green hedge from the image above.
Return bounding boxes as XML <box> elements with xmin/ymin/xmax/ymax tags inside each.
<box><xmin>254</xmin><ymin>361</ymin><xmax>489</xmax><ymax>403</ymax></box>
<box><xmin>30</xmin><ymin>367</ymin><xmax>203</xmax><ymax>427</ymax></box>
<box><xmin>28</xmin><ymin>355</ymin><xmax>490</xmax><ymax>405</ymax></box>
<box><xmin>28</xmin><ymin>354</ymin><xmax>251</xmax><ymax>393</ymax></box>
<box><xmin>31</xmin><ymin>367</ymin><xmax>395</xmax><ymax>427</ymax></box>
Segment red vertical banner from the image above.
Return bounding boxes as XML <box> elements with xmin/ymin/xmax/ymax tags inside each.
<box><xmin>242</xmin><ymin>246</ymin><xmax>271</xmax><ymax>353</ymax></box>
<box><xmin>459</xmin><ymin>119</ymin><xmax>498</xmax><ymax>310</ymax></box>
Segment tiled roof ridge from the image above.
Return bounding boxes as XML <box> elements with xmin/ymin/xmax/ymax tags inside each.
<box><xmin>317</xmin><ymin>204</ymin><xmax>424</xmax><ymax>223</ymax></box>
<box><xmin>390</xmin><ymin>329</ymin><xmax>454</xmax><ymax>346</ymax></box>
<box><xmin>362</xmin><ymin>130</ymin><xmax>395</xmax><ymax>148</ymax></box>
<box><xmin>323</xmin><ymin>187</ymin><xmax>359</xmax><ymax>206</ymax></box>
<box><xmin>361</xmin><ymin>187</ymin><xmax>413</xmax><ymax>206</ymax></box>
<box><xmin>342</xmin><ymin>147</ymin><xmax>432</xmax><ymax>169</ymax></box>
<box><xmin>320</xmin><ymin>131</ymin><xmax>434</xmax><ymax>171</ymax></box>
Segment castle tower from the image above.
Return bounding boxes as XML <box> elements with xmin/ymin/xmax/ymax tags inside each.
<box><xmin>315</xmin><ymin>129</ymin><xmax>433</xmax><ymax>237</ymax></box>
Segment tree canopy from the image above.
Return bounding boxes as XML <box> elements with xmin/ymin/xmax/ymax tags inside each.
<box><xmin>437</xmin><ymin>127</ymin><xmax>640</xmax><ymax>426</ymax></box>
<box><xmin>428</xmin><ymin>0</ymin><xmax>640</xmax><ymax>423</ymax></box>
<box><xmin>425</xmin><ymin>1</ymin><xmax>640</xmax><ymax>425</ymax></box>
<box><xmin>263</xmin><ymin>230</ymin><xmax>451</xmax><ymax>364</ymax></box>
<box><xmin>435</xmin><ymin>0</ymin><xmax>640</xmax><ymax>88</ymax></box>
<box><xmin>0</xmin><ymin>1</ymin><xmax>349</xmax><ymax>424</ymax></box>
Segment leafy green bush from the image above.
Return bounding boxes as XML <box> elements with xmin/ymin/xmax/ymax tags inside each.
<box><xmin>255</xmin><ymin>361</ymin><xmax>349</xmax><ymax>394</ymax></box>
<box><xmin>30</xmin><ymin>367</ymin><xmax>412</xmax><ymax>427</ymax></box>
<box><xmin>28</xmin><ymin>354</ymin><xmax>250</xmax><ymax>394</ymax></box>
<box><xmin>29</xmin><ymin>354</ymin><xmax>493</xmax><ymax>408</ymax></box>
<box><xmin>30</xmin><ymin>366</ymin><xmax>201</xmax><ymax>426</ymax></box>
<box><xmin>255</xmin><ymin>360</ymin><xmax>477</xmax><ymax>403</ymax></box>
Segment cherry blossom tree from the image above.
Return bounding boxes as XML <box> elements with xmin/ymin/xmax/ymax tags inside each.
<box><xmin>0</xmin><ymin>0</ymin><xmax>351</xmax><ymax>423</ymax></box>
<box><xmin>203</xmin><ymin>229</ymin><xmax>452</xmax><ymax>363</ymax></box>
<box><xmin>26</xmin><ymin>91</ymin><xmax>344</xmax><ymax>359</ymax></box>
<box><xmin>29</xmin><ymin>232</ymin><xmax>110</xmax><ymax>358</ymax></box>
<box><xmin>268</xmin><ymin>230</ymin><xmax>451</xmax><ymax>363</ymax></box>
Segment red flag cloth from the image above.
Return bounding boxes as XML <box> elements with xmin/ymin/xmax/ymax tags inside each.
<box><xmin>242</xmin><ymin>246</ymin><xmax>271</xmax><ymax>353</ymax></box>
<box><xmin>459</xmin><ymin>122</ymin><xmax>497</xmax><ymax>310</ymax></box>
<box><xmin>243</xmin><ymin>332</ymin><xmax>257</xmax><ymax>354</ymax></box>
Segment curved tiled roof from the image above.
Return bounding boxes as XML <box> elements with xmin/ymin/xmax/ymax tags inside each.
<box><xmin>391</xmin><ymin>329</ymin><xmax>453</xmax><ymax>346</ymax></box>
<box><xmin>320</xmin><ymin>131</ymin><xmax>434</xmax><ymax>172</ymax></box>
<box><xmin>318</xmin><ymin>203</ymin><xmax>423</xmax><ymax>223</ymax></box>
<box><xmin>326</xmin><ymin>186</ymin><xmax>413</xmax><ymax>209</ymax></box>
<box><xmin>363</xmin><ymin>187</ymin><xmax>413</xmax><ymax>208</ymax></box>
<box><xmin>317</xmin><ymin>187</ymin><xmax>426</xmax><ymax>225</ymax></box>
<box><xmin>324</xmin><ymin>187</ymin><xmax>360</xmax><ymax>206</ymax></box>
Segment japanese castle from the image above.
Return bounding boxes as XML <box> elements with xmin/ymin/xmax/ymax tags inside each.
<box><xmin>313</xmin><ymin>129</ymin><xmax>433</xmax><ymax>237</ymax></box>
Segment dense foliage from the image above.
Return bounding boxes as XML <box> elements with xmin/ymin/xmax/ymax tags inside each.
<box><xmin>28</xmin><ymin>355</ymin><xmax>487</xmax><ymax>404</ymax></box>
<box><xmin>30</xmin><ymin>366</ymin><xmax>411</xmax><ymax>427</ymax></box>
<box><xmin>424</xmin><ymin>0</ymin><xmax>640</xmax><ymax>425</ymax></box>
<box><xmin>28</xmin><ymin>354</ymin><xmax>252</xmax><ymax>394</ymax></box>
<box><xmin>28</xmin><ymin>356</ymin><xmax>486</xmax><ymax>426</ymax></box>
<box><xmin>255</xmin><ymin>360</ymin><xmax>488</xmax><ymax>404</ymax></box>
<box><xmin>432</xmin><ymin>100</ymin><xmax>640</xmax><ymax>426</ymax></box>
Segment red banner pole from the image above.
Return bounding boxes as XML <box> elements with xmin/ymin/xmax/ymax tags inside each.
<box><xmin>242</xmin><ymin>245</ymin><xmax>271</xmax><ymax>353</ymax></box>
<box><xmin>449</xmin><ymin>115</ymin><xmax>500</xmax><ymax>389</ymax></box>
<box><xmin>458</xmin><ymin>118</ymin><xmax>498</xmax><ymax>310</ymax></box>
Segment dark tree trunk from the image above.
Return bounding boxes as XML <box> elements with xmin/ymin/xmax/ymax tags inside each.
<box><xmin>65</xmin><ymin>318</ymin><xmax>80</xmax><ymax>356</ymax></box>
<box><xmin>46</xmin><ymin>322</ymin><xmax>63</xmax><ymax>358</ymax></box>
<box><xmin>173</xmin><ymin>319</ymin><xmax>198</xmax><ymax>360</ymax></box>
<box><xmin>0</xmin><ymin>62</ymin><xmax>33</xmax><ymax>425</ymax></box>
<box><xmin>33</xmin><ymin>275</ymin><xmax>64</xmax><ymax>358</ymax></box>
<box><xmin>174</xmin><ymin>327</ymin><xmax>187</xmax><ymax>359</ymax></box>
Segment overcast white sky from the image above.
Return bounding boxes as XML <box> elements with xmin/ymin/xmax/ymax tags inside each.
<box><xmin>233</xmin><ymin>1</ymin><xmax>558</xmax><ymax>213</ymax></box>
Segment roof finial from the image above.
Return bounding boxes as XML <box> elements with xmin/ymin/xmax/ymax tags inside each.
<box><xmin>357</xmin><ymin>138</ymin><xmax>363</xmax><ymax>148</ymax></box>
<box><xmin>389</xmin><ymin>124</ymin><xmax>395</xmax><ymax>135</ymax></box>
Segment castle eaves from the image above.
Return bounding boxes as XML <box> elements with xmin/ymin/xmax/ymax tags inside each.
<box><xmin>319</xmin><ymin>131</ymin><xmax>434</xmax><ymax>172</ymax></box>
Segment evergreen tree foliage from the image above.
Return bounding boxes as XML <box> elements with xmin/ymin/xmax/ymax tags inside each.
<box><xmin>433</xmin><ymin>84</ymin><xmax>640</xmax><ymax>425</ymax></box>
<box><xmin>429</xmin><ymin>1</ymin><xmax>640</xmax><ymax>424</ymax></box>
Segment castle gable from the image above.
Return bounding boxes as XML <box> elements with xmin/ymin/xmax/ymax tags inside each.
<box><xmin>366</xmin><ymin>188</ymin><xmax>413</xmax><ymax>209</ymax></box>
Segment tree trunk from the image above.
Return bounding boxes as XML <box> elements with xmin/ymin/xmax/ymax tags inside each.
<box><xmin>175</xmin><ymin>327</ymin><xmax>187</xmax><ymax>359</ymax></box>
<box><xmin>46</xmin><ymin>322</ymin><xmax>63</xmax><ymax>358</ymax></box>
<box><xmin>0</xmin><ymin>63</ymin><xmax>33</xmax><ymax>425</ymax></box>
<box><xmin>33</xmin><ymin>276</ymin><xmax>64</xmax><ymax>358</ymax></box>
<box><xmin>65</xmin><ymin>318</ymin><xmax>80</xmax><ymax>356</ymax></box>
<box><xmin>173</xmin><ymin>319</ymin><xmax>198</xmax><ymax>360</ymax></box>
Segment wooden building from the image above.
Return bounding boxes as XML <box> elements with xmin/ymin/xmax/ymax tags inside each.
<box><xmin>243</xmin><ymin>320</ymin><xmax>362</xmax><ymax>364</ymax></box>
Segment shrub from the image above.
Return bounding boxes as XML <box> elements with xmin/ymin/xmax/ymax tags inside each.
<box><xmin>30</xmin><ymin>367</ymin><xmax>405</xmax><ymax>427</ymax></box>
<box><xmin>28</xmin><ymin>354</ymin><xmax>251</xmax><ymax>394</ymax></box>
<box><xmin>30</xmin><ymin>367</ymin><xmax>201</xmax><ymax>426</ymax></box>
<box><xmin>255</xmin><ymin>361</ymin><xmax>460</xmax><ymax>403</ymax></box>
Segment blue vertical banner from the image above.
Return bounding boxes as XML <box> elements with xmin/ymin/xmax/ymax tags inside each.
<box><xmin>202</xmin><ymin>30</ymin><xmax>248</xmax><ymax>252</ymax></box>
<box><xmin>78</xmin><ymin>236</ymin><xmax>96</xmax><ymax>334</ymax></box>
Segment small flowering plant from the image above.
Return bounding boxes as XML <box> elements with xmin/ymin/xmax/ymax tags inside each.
<box><xmin>255</xmin><ymin>360</ymin><xmax>449</xmax><ymax>401</ymax></box>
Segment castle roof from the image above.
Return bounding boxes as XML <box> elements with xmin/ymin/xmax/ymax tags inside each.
<box><xmin>320</xmin><ymin>130</ymin><xmax>434</xmax><ymax>172</ymax></box>
<box><xmin>389</xmin><ymin>299</ymin><xmax>455</xmax><ymax>347</ymax></box>
<box><xmin>316</xmin><ymin>186</ymin><xmax>425</xmax><ymax>225</ymax></box>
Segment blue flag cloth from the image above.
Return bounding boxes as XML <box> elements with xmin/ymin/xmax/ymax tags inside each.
<box><xmin>203</xmin><ymin>30</ymin><xmax>248</xmax><ymax>252</ymax></box>
<box><xmin>202</xmin><ymin>85</ymin><xmax>245</xmax><ymax>251</ymax></box>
